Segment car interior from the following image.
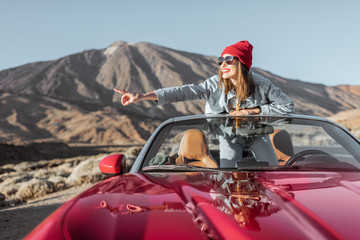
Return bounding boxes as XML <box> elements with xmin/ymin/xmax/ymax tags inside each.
<box><xmin>142</xmin><ymin>117</ymin><xmax>360</xmax><ymax>171</ymax></box>
<box><xmin>175</xmin><ymin>129</ymin><xmax>218</xmax><ymax>168</ymax></box>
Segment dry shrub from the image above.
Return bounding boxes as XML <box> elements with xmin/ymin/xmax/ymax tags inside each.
<box><xmin>0</xmin><ymin>152</ymin><xmax>134</xmax><ymax>205</ymax></box>
<box><xmin>14</xmin><ymin>178</ymin><xmax>56</xmax><ymax>202</ymax></box>
<box><xmin>12</xmin><ymin>161</ymin><xmax>36</xmax><ymax>172</ymax></box>
<box><xmin>123</xmin><ymin>146</ymin><xmax>142</xmax><ymax>171</ymax></box>
<box><xmin>125</xmin><ymin>146</ymin><xmax>142</xmax><ymax>157</ymax></box>
<box><xmin>0</xmin><ymin>173</ymin><xmax>32</xmax><ymax>197</ymax></box>
<box><xmin>66</xmin><ymin>157</ymin><xmax>105</xmax><ymax>187</ymax></box>
<box><xmin>48</xmin><ymin>175</ymin><xmax>67</xmax><ymax>191</ymax></box>
<box><xmin>54</xmin><ymin>162</ymin><xmax>74</xmax><ymax>173</ymax></box>
<box><xmin>33</xmin><ymin>169</ymin><xmax>51</xmax><ymax>178</ymax></box>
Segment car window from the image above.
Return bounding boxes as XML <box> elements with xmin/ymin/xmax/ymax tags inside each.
<box><xmin>141</xmin><ymin>117</ymin><xmax>360</xmax><ymax>171</ymax></box>
<box><xmin>280</xmin><ymin>124</ymin><xmax>360</xmax><ymax>169</ymax></box>
<box><xmin>152</xmin><ymin>125</ymin><xmax>220</xmax><ymax>165</ymax></box>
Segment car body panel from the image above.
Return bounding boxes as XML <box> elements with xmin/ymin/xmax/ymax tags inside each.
<box><xmin>25</xmin><ymin>114</ymin><xmax>360</xmax><ymax>239</ymax></box>
<box><xmin>27</xmin><ymin>170</ymin><xmax>360</xmax><ymax>239</ymax></box>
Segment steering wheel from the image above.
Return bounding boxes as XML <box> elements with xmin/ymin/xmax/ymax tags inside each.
<box><xmin>285</xmin><ymin>149</ymin><xmax>333</xmax><ymax>166</ymax></box>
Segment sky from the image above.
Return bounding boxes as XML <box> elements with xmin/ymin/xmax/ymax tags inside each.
<box><xmin>1</xmin><ymin>0</ymin><xmax>359</xmax><ymax>86</ymax></box>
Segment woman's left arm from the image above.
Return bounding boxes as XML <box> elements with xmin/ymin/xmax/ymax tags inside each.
<box><xmin>259</xmin><ymin>82</ymin><xmax>295</xmax><ymax>115</ymax></box>
<box><xmin>230</xmin><ymin>77</ymin><xmax>295</xmax><ymax>116</ymax></box>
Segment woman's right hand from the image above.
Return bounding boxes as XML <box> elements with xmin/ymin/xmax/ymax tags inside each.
<box><xmin>113</xmin><ymin>89</ymin><xmax>144</xmax><ymax>106</ymax></box>
<box><xmin>127</xmin><ymin>204</ymin><xmax>147</xmax><ymax>213</ymax></box>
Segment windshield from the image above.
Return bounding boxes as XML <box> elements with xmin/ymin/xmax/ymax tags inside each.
<box><xmin>140</xmin><ymin>116</ymin><xmax>360</xmax><ymax>171</ymax></box>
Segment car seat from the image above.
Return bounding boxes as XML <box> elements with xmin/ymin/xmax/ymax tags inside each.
<box><xmin>175</xmin><ymin>129</ymin><xmax>218</xmax><ymax>168</ymax></box>
<box><xmin>269</xmin><ymin>129</ymin><xmax>294</xmax><ymax>165</ymax></box>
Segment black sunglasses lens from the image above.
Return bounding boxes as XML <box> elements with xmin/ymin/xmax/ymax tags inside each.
<box><xmin>218</xmin><ymin>56</ymin><xmax>235</xmax><ymax>65</ymax></box>
<box><xmin>217</xmin><ymin>57</ymin><xmax>224</xmax><ymax>65</ymax></box>
<box><xmin>225</xmin><ymin>56</ymin><xmax>234</xmax><ymax>65</ymax></box>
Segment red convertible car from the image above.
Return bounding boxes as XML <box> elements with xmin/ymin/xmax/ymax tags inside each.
<box><xmin>26</xmin><ymin>114</ymin><xmax>360</xmax><ymax>239</ymax></box>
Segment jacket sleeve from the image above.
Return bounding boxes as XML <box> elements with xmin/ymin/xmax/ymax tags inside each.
<box><xmin>154</xmin><ymin>77</ymin><xmax>217</xmax><ymax>105</ymax></box>
<box><xmin>260</xmin><ymin>82</ymin><xmax>295</xmax><ymax>115</ymax></box>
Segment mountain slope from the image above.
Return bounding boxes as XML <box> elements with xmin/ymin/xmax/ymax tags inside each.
<box><xmin>0</xmin><ymin>41</ymin><xmax>359</xmax><ymax>144</ymax></box>
<box><xmin>253</xmin><ymin>69</ymin><xmax>360</xmax><ymax>116</ymax></box>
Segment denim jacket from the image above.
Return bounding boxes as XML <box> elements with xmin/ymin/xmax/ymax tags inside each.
<box><xmin>154</xmin><ymin>72</ymin><xmax>295</xmax><ymax>115</ymax></box>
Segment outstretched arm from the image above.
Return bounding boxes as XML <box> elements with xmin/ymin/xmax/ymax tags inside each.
<box><xmin>113</xmin><ymin>89</ymin><xmax>158</xmax><ymax>106</ymax></box>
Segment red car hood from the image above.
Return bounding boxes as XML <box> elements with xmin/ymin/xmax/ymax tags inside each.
<box><xmin>40</xmin><ymin>171</ymin><xmax>360</xmax><ymax>239</ymax></box>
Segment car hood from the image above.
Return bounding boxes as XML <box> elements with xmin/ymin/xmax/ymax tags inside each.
<box><xmin>62</xmin><ymin>171</ymin><xmax>360</xmax><ymax>239</ymax></box>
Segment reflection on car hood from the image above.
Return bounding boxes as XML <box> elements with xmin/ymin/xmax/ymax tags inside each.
<box><xmin>63</xmin><ymin>171</ymin><xmax>360</xmax><ymax>239</ymax></box>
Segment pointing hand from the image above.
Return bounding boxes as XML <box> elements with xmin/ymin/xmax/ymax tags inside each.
<box><xmin>113</xmin><ymin>89</ymin><xmax>143</xmax><ymax>106</ymax></box>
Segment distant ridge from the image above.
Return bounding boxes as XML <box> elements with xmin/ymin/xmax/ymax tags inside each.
<box><xmin>0</xmin><ymin>41</ymin><xmax>359</xmax><ymax>144</ymax></box>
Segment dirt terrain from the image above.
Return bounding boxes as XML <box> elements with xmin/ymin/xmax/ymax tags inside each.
<box><xmin>0</xmin><ymin>143</ymin><xmax>141</xmax><ymax>240</ymax></box>
<box><xmin>0</xmin><ymin>184</ymin><xmax>91</xmax><ymax>240</ymax></box>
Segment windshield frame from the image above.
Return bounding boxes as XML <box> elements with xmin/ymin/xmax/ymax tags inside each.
<box><xmin>130</xmin><ymin>115</ymin><xmax>360</xmax><ymax>173</ymax></box>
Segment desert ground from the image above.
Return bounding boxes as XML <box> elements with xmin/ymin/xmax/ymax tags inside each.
<box><xmin>0</xmin><ymin>144</ymin><xmax>141</xmax><ymax>240</ymax></box>
<box><xmin>0</xmin><ymin>184</ymin><xmax>92</xmax><ymax>239</ymax></box>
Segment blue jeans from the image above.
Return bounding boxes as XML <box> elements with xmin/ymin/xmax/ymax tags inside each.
<box><xmin>219</xmin><ymin>135</ymin><xmax>278</xmax><ymax>168</ymax></box>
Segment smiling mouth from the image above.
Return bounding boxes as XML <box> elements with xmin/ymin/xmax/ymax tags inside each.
<box><xmin>222</xmin><ymin>69</ymin><xmax>230</xmax><ymax>73</ymax></box>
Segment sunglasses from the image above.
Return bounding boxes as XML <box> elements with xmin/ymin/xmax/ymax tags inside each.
<box><xmin>217</xmin><ymin>56</ymin><xmax>239</xmax><ymax>66</ymax></box>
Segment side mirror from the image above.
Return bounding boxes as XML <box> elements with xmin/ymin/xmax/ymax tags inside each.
<box><xmin>99</xmin><ymin>154</ymin><xmax>126</xmax><ymax>175</ymax></box>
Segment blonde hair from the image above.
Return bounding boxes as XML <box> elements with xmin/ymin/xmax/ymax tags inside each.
<box><xmin>218</xmin><ymin>61</ymin><xmax>255</xmax><ymax>102</ymax></box>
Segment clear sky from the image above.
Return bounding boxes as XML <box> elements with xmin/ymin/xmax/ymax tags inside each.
<box><xmin>1</xmin><ymin>0</ymin><xmax>359</xmax><ymax>86</ymax></box>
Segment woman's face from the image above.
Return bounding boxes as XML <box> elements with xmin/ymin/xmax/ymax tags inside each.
<box><xmin>220</xmin><ymin>54</ymin><xmax>239</xmax><ymax>82</ymax></box>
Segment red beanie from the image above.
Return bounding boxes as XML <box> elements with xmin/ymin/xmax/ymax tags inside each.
<box><xmin>221</xmin><ymin>40</ymin><xmax>253</xmax><ymax>69</ymax></box>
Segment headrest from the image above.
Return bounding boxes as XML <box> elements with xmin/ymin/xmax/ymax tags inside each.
<box><xmin>178</xmin><ymin>129</ymin><xmax>209</xmax><ymax>160</ymax></box>
<box><xmin>270</xmin><ymin>129</ymin><xmax>294</xmax><ymax>162</ymax></box>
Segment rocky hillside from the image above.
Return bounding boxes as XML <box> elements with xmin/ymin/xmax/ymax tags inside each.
<box><xmin>329</xmin><ymin>108</ymin><xmax>360</xmax><ymax>137</ymax></box>
<box><xmin>0</xmin><ymin>41</ymin><xmax>359</xmax><ymax>145</ymax></box>
<box><xmin>252</xmin><ymin>69</ymin><xmax>360</xmax><ymax>116</ymax></box>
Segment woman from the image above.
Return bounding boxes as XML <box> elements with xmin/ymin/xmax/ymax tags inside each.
<box><xmin>114</xmin><ymin>40</ymin><xmax>295</xmax><ymax>116</ymax></box>
<box><xmin>114</xmin><ymin>40</ymin><xmax>295</xmax><ymax>167</ymax></box>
